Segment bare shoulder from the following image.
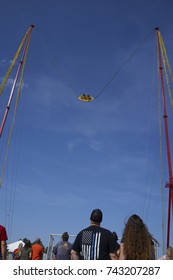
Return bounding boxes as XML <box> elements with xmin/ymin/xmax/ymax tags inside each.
<box><xmin>119</xmin><ymin>243</ymin><xmax>126</xmax><ymax>260</ymax></box>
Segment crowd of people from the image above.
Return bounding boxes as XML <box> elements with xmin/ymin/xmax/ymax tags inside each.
<box><xmin>0</xmin><ymin>228</ymin><xmax>45</xmax><ymax>260</ymax></box>
<box><xmin>70</xmin><ymin>209</ymin><xmax>160</xmax><ymax>260</ymax></box>
<box><xmin>11</xmin><ymin>237</ymin><xmax>44</xmax><ymax>260</ymax></box>
<box><xmin>0</xmin><ymin>208</ymin><xmax>173</xmax><ymax>260</ymax></box>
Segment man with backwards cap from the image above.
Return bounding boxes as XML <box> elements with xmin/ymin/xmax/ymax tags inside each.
<box><xmin>71</xmin><ymin>209</ymin><xmax>118</xmax><ymax>260</ymax></box>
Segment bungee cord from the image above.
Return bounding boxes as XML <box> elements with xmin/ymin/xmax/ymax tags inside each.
<box><xmin>93</xmin><ymin>30</ymin><xmax>155</xmax><ymax>100</ymax></box>
<box><xmin>36</xmin><ymin>28</ymin><xmax>155</xmax><ymax>103</ymax></box>
<box><xmin>35</xmin><ymin>28</ymin><xmax>79</xmax><ymax>99</ymax></box>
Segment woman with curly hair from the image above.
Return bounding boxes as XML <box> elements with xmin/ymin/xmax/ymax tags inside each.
<box><xmin>119</xmin><ymin>214</ymin><xmax>158</xmax><ymax>260</ymax></box>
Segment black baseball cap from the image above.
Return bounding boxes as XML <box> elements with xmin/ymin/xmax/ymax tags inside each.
<box><xmin>90</xmin><ymin>209</ymin><xmax>103</xmax><ymax>223</ymax></box>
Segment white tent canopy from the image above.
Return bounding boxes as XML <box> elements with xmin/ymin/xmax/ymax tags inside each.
<box><xmin>7</xmin><ymin>240</ymin><xmax>24</xmax><ymax>252</ymax></box>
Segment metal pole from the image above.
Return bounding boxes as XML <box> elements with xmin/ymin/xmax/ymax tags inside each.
<box><xmin>0</xmin><ymin>25</ymin><xmax>35</xmax><ymax>137</ymax></box>
<box><xmin>155</xmin><ymin>27</ymin><xmax>173</xmax><ymax>248</ymax></box>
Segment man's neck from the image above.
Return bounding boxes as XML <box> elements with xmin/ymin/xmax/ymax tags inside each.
<box><xmin>90</xmin><ymin>221</ymin><xmax>100</xmax><ymax>227</ymax></box>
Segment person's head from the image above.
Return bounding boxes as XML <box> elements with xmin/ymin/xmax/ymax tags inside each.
<box><xmin>62</xmin><ymin>232</ymin><xmax>69</xmax><ymax>241</ymax></box>
<box><xmin>122</xmin><ymin>214</ymin><xmax>155</xmax><ymax>260</ymax></box>
<box><xmin>24</xmin><ymin>239</ymin><xmax>31</xmax><ymax>248</ymax></box>
<box><xmin>166</xmin><ymin>246</ymin><xmax>173</xmax><ymax>260</ymax></box>
<box><xmin>35</xmin><ymin>237</ymin><xmax>41</xmax><ymax>244</ymax></box>
<box><xmin>112</xmin><ymin>231</ymin><xmax>118</xmax><ymax>242</ymax></box>
<box><xmin>90</xmin><ymin>209</ymin><xmax>103</xmax><ymax>225</ymax></box>
<box><xmin>128</xmin><ymin>213</ymin><xmax>143</xmax><ymax>224</ymax></box>
<box><xmin>18</xmin><ymin>243</ymin><xmax>23</xmax><ymax>250</ymax></box>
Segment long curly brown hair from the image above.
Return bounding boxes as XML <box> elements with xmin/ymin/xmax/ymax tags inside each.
<box><xmin>122</xmin><ymin>214</ymin><xmax>157</xmax><ymax>260</ymax></box>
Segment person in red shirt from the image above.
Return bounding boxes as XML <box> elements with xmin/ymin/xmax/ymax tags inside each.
<box><xmin>31</xmin><ymin>238</ymin><xmax>44</xmax><ymax>260</ymax></box>
<box><xmin>13</xmin><ymin>242</ymin><xmax>23</xmax><ymax>260</ymax></box>
<box><xmin>0</xmin><ymin>224</ymin><xmax>8</xmax><ymax>260</ymax></box>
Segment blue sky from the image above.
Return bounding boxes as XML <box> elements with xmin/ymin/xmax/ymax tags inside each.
<box><xmin>0</xmin><ymin>0</ymin><xmax>173</xmax><ymax>256</ymax></box>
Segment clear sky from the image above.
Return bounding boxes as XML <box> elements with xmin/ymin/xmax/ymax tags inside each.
<box><xmin>0</xmin><ymin>0</ymin><xmax>173</xmax><ymax>256</ymax></box>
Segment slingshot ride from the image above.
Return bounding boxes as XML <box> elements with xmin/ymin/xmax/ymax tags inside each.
<box><xmin>0</xmin><ymin>24</ymin><xmax>172</xmax><ymax>252</ymax></box>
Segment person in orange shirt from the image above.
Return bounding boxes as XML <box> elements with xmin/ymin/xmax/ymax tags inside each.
<box><xmin>31</xmin><ymin>238</ymin><xmax>44</xmax><ymax>260</ymax></box>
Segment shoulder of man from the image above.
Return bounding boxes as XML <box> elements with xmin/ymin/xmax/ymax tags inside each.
<box><xmin>99</xmin><ymin>226</ymin><xmax>113</xmax><ymax>234</ymax></box>
<box><xmin>75</xmin><ymin>226</ymin><xmax>91</xmax><ymax>236</ymax></box>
